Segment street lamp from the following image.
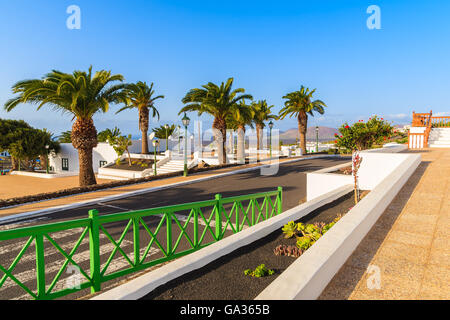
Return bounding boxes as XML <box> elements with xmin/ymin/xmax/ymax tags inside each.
<box><xmin>178</xmin><ymin>125</ymin><xmax>181</xmax><ymax>154</ymax></box>
<box><xmin>152</xmin><ymin>139</ymin><xmax>160</xmax><ymax>176</ymax></box>
<box><xmin>268</xmin><ymin>121</ymin><xmax>274</xmax><ymax>158</ymax></box>
<box><xmin>182</xmin><ymin>113</ymin><xmax>190</xmax><ymax>177</ymax></box>
<box><xmin>45</xmin><ymin>145</ymin><xmax>49</xmax><ymax>174</ymax></box>
<box><xmin>315</xmin><ymin>126</ymin><xmax>319</xmax><ymax>153</ymax></box>
<box><xmin>164</xmin><ymin>124</ymin><xmax>169</xmax><ymax>152</ymax></box>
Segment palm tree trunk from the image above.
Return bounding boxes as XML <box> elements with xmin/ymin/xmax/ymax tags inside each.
<box><xmin>256</xmin><ymin>123</ymin><xmax>263</xmax><ymax>160</ymax></box>
<box><xmin>237</xmin><ymin>126</ymin><xmax>245</xmax><ymax>164</ymax></box>
<box><xmin>71</xmin><ymin>117</ymin><xmax>98</xmax><ymax>187</ymax></box>
<box><xmin>139</xmin><ymin>107</ymin><xmax>150</xmax><ymax>154</ymax></box>
<box><xmin>78</xmin><ymin>147</ymin><xmax>97</xmax><ymax>186</ymax></box>
<box><xmin>297</xmin><ymin>112</ymin><xmax>308</xmax><ymax>155</ymax></box>
<box><xmin>213</xmin><ymin>117</ymin><xmax>227</xmax><ymax>164</ymax></box>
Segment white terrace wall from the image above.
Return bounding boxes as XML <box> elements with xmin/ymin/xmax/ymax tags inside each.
<box><xmin>307</xmin><ymin>144</ymin><xmax>408</xmax><ymax>201</ymax></box>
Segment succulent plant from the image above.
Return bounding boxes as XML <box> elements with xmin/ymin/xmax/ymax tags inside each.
<box><xmin>273</xmin><ymin>244</ymin><xmax>302</xmax><ymax>258</ymax></box>
<box><xmin>244</xmin><ymin>264</ymin><xmax>275</xmax><ymax>278</ymax></box>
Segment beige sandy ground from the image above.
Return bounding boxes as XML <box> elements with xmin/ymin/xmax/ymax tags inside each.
<box><xmin>0</xmin><ymin>174</ymin><xmax>114</xmax><ymax>199</ymax></box>
<box><xmin>319</xmin><ymin>148</ymin><xmax>450</xmax><ymax>300</ymax></box>
<box><xmin>0</xmin><ymin>157</ymin><xmax>299</xmax><ymax>218</ymax></box>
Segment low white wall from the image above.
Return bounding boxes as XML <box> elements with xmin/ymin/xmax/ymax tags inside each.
<box><xmin>91</xmin><ymin>185</ymin><xmax>353</xmax><ymax>300</ymax></box>
<box><xmin>10</xmin><ymin>171</ymin><xmax>78</xmax><ymax>179</ymax></box>
<box><xmin>307</xmin><ymin>163</ymin><xmax>353</xmax><ymax>201</ymax></box>
<box><xmin>307</xmin><ymin>144</ymin><xmax>408</xmax><ymax>201</ymax></box>
<box><xmin>256</xmin><ymin>152</ymin><xmax>421</xmax><ymax>300</ymax></box>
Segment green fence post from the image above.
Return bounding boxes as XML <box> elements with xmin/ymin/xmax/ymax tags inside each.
<box><xmin>215</xmin><ymin>194</ymin><xmax>223</xmax><ymax>240</ymax></box>
<box><xmin>193</xmin><ymin>208</ymin><xmax>199</xmax><ymax>248</ymax></box>
<box><xmin>277</xmin><ymin>186</ymin><xmax>283</xmax><ymax>215</ymax></box>
<box><xmin>166</xmin><ymin>212</ymin><xmax>172</xmax><ymax>256</ymax></box>
<box><xmin>89</xmin><ymin>209</ymin><xmax>101</xmax><ymax>294</ymax></box>
<box><xmin>251</xmin><ymin>198</ymin><xmax>255</xmax><ymax>226</ymax></box>
<box><xmin>35</xmin><ymin>234</ymin><xmax>46</xmax><ymax>299</ymax></box>
<box><xmin>133</xmin><ymin>217</ymin><xmax>140</xmax><ymax>267</ymax></box>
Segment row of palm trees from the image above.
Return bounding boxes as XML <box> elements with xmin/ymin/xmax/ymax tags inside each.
<box><xmin>3</xmin><ymin>66</ymin><xmax>326</xmax><ymax>187</ymax></box>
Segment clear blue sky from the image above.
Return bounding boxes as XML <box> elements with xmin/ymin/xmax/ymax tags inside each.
<box><xmin>0</xmin><ymin>0</ymin><xmax>449</xmax><ymax>136</ymax></box>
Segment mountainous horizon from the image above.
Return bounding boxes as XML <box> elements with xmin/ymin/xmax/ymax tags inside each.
<box><xmin>279</xmin><ymin>126</ymin><xmax>339</xmax><ymax>143</ymax></box>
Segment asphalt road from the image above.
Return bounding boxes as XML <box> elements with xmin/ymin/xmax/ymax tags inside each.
<box><xmin>0</xmin><ymin>156</ymin><xmax>350</xmax><ymax>300</ymax></box>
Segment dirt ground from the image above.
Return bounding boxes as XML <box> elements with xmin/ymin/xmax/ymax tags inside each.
<box><xmin>0</xmin><ymin>174</ymin><xmax>113</xmax><ymax>199</ymax></box>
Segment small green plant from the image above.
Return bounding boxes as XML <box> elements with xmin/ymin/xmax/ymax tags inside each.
<box><xmin>280</xmin><ymin>214</ymin><xmax>344</xmax><ymax>253</ymax></box>
<box><xmin>244</xmin><ymin>264</ymin><xmax>275</xmax><ymax>278</ymax></box>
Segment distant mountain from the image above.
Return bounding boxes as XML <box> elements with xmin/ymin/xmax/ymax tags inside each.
<box><xmin>279</xmin><ymin>126</ymin><xmax>339</xmax><ymax>143</ymax></box>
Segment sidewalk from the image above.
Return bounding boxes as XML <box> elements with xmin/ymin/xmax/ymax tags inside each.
<box><xmin>319</xmin><ymin>148</ymin><xmax>450</xmax><ymax>300</ymax></box>
<box><xmin>0</xmin><ymin>156</ymin><xmax>318</xmax><ymax>219</ymax></box>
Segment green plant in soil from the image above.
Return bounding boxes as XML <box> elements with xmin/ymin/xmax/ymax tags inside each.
<box><xmin>280</xmin><ymin>214</ymin><xmax>343</xmax><ymax>255</ymax></box>
<box><xmin>244</xmin><ymin>264</ymin><xmax>275</xmax><ymax>278</ymax></box>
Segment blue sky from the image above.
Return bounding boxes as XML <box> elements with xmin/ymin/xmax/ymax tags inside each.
<box><xmin>0</xmin><ymin>0</ymin><xmax>449</xmax><ymax>136</ymax></box>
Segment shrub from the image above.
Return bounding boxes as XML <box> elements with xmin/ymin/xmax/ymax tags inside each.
<box><xmin>334</xmin><ymin>116</ymin><xmax>394</xmax><ymax>151</ymax></box>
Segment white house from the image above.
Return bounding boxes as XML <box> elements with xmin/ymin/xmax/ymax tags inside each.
<box><xmin>48</xmin><ymin>141</ymin><xmax>145</xmax><ymax>175</ymax></box>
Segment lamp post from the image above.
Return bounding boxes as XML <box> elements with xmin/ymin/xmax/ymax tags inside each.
<box><xmin>178</xmin><ymin>125</ymin><xmax>181</xmax><ymax>154</ymax></box>
<box><xmin>45</xmin><ymin>145</ymin><xmax>49</xmax><ymax>174</ymax></box>
<box><xmin>268</xmin><ymin>121</ymin><xmax>274</xmax><ymax>158</ymax></box>
<box><xmin>315</xmin><ymin>126</ymin><xmax>319</xmax><ymax>153</ymax></box>
<box><xmin>164</xmin><ymin>124</ymin><xmax>169</xmax><ymax>152</ymax></box>
<box><xmin>182</xmin><ymin>113</ymin><xmax>190</xmax><ymax>177</ymax></box>
<box><xmin>152</xmin><ymin>139</ymin><xmax>159</xmax><ymax>176</ymax></box>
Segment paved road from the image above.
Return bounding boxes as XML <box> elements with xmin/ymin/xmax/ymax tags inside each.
<box><xmin>0</xmin><ymin>156</ymin><xmax>350</xmax><ymax>300</ymax></box>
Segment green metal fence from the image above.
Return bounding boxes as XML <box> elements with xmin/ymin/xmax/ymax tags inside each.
<box><xmin>0</xmin><ymin>187</ymin><xmax>282</xmax><ymax>300</ymax></box>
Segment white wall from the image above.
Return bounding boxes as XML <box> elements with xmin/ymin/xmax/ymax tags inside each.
<box><xmin>307</xmin><ymin>144</ymin><xmax>409</xmax><ymax>201</ymax></box>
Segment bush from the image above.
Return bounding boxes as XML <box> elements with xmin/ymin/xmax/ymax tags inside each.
<box><xmin>334</xmin><ymin>116</ymin><xmax>394</xmax><ymax>151</ymax></box>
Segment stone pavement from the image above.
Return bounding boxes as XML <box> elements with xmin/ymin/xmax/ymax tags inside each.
<box><xmin>319</xmin><ymin>148</ymin><xmax>450</xmax><ymax>300</ymax></box>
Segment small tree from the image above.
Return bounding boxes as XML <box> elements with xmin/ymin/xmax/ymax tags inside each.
<box><xmin>352</xmin><ymin>152</ymin><xmax>363</xmax><ymax>204</ymax></box>
<box><xmin>108</xmin><ymin>134</ymin><xmax>133</xmax><ymax>166</ymax></box>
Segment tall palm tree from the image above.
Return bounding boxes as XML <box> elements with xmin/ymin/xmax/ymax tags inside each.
<box><xmin>180</xmin><ymin>78</ymin><xmax>252</xmax><ymax>164</ymax></box>
<box><xmin>152</xmin><ymin>124</ymin><xmax>176</xmax><ymax>152</ymax></box>
<box><xmin>116</xmin><ymin>81</ymin><xmax>164</xmax><ymax>154</ymax></box>
<box><xmin>227</xmin><ymin>102</ymin><xmax>254</xmax><ymax>164</ymax></box>
<box><xmin>4</xmin><ymin>66</ymin><xmax>127</xmax><ymax>186</ymax></box>
<box><xmin>279</xmin><ymin>86</ymin><xmax>327</xmax><ymax>154</ymax></box>
<box><xmin>251</xmin><ymin>100</ymin><xmax>277</xmax><ymax>152</ymax></box>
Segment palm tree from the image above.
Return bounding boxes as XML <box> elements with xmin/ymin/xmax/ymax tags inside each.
<box><xmin>116</xmin><ymin>81</ymin><xmax>164</xmax><ymax>154</ymax></box>
<box><xmin>98</xmin><ymin>127</ymin><xmax>122</xmax><ymax>142</ymax></box>
<box><xmin>251</xmin><ymin>100</ymin><xmax>277</xmax><ymax>154</ymax></box>
<box><xmin>152</xmin><ymin>124</ymin><xmax>176</xmax><ymax>152</ymax></box>
<box><xmin>180</xmin><ymin>78</ymin><xmax>252</xmax><ymax>164</ymax></box>
<box><xmin>279</xmin><ymin>86</ymin><xmax>327</xmax><ymax>154</ymax></box>
<box><xmin>227</xmin><ymin>102</ymin><xmax>254</xmax><ymax>164</ymax></box>
<box><xmin>4</xmin><ymin>66</ymin><xmax>127</xmax><ymax>186</ymax></box>
<box><xmin>57</xmin><ymin>130</ymin><xmax>72</xmax><ymax>143</ymax></box>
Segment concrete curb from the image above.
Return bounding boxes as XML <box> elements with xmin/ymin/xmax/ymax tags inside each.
<box><xmin>0</xmin><ymin>155</ymin><xmax>339</xmax><ymax>225</ymax></box>
<box><xmin>91</xmin><ymin>184</ymin><xmax>353</xmax><ymax>300</ymax></box>
<box><xmin>255</xmin><ymin>152</ymin><xmax>421</xmax><ymax>300</ymax></box>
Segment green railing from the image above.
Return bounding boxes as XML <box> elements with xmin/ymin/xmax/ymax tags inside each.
<box><xmin>0</xmin><ymin>187</ymin><xmax>282</xmax><ymax>300</ymax></box>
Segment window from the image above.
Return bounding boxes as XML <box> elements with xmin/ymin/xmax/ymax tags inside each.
<box><xmin>99</xmin><ymin>160</ymin><xmax>107</xmax><ymax>168</ymax></box>
<box><xmin>62</xmin><ymin>158</ymin><xmax>69</xmax><ymax>171</ymax></box>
